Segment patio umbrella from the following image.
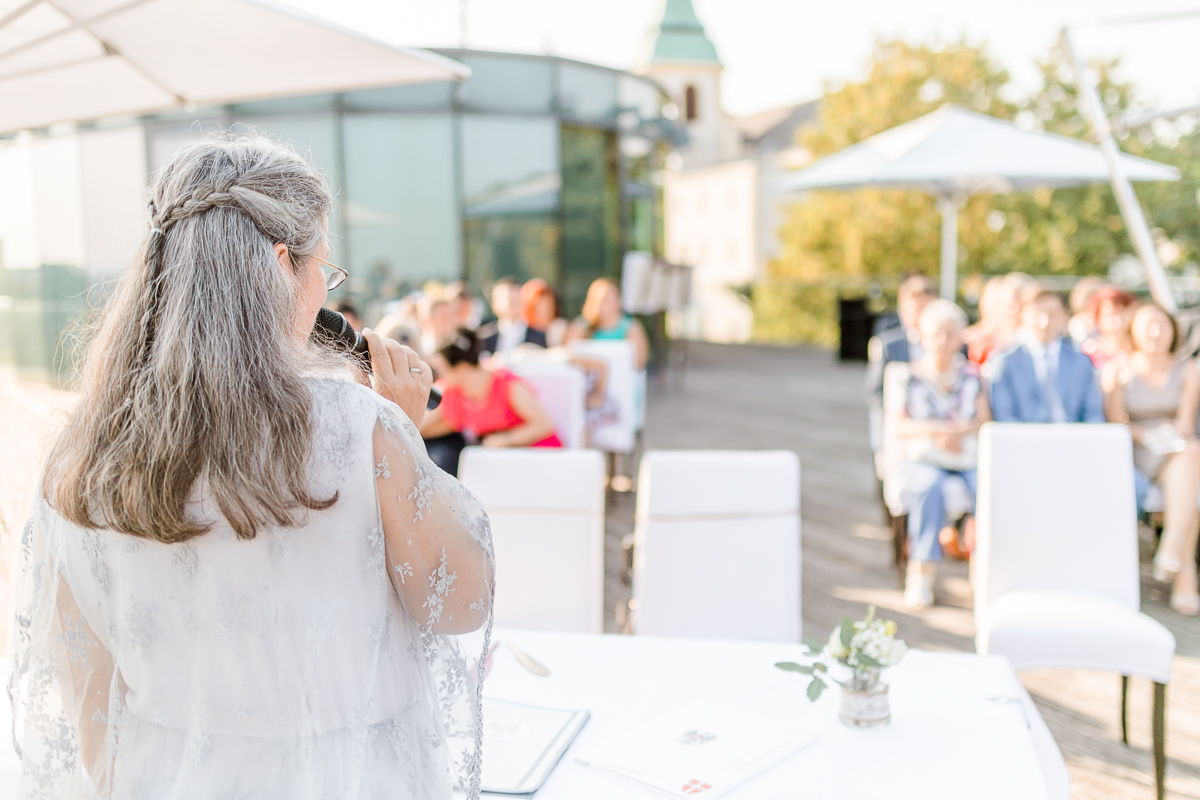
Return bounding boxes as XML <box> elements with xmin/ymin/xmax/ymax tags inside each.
<box><xmin>781</xmin><ymin>105</ymin><xmax>1180</xmax><ymax>299</ymax></box>
<box><xmin>0</xmin><ymin>0</ymin><xmax>469</xmax><ymax>134</ymax></box>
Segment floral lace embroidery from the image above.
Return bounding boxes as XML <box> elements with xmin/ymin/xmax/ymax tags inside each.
<box><xmin>59</xmin><ymin>612</ymin><xmax>99</xmax><ymax>671</ymax></box>
<box><xmin>82</xmin><ymin>530</ymin><xmax>110</xmax><ymax>594</ymax></box>
<box><xmin>374</xmin><ymin>455</ymin><xmax>391</xmax><ymax>479</ymax></box>
<box><xmin>395</xmin><ymin>562</ymin><xmax>413</xmax><ymax>585</ymax></box>
<box><xmin>422</xmin><ymin>548</ymin><xmax>457</xmax><ymax>628</ymax></box>
<box><xmin>174</xmin><ymin>542</ymin><xmax>199</xmax><ymax>577</ymax></box>
<box><xmin>124</xmin><ymin>602</ymin><xmax>157</xmax><ymax>657</ymax></box>
<box><xmin>406</xmin><ymin>460</ymin><xmax>435</xmax><ymax>523</ymax></box>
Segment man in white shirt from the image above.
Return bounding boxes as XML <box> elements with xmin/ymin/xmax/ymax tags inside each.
<box><xmin>478</xmin><ymin>277</ymin><xmax>546</xmax><ymax>355</ymax></box>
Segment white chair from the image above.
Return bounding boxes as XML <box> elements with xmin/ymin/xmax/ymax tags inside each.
<box><xmin>505</xmin><ymin>358</ymin><xmax>587</xmax><ymax>449</ymax></box>
<box><xmin>458</xmin><ymin>447</ymin><xmax>606</xmax><ymax>633</ymax></box>
<box><xmin>631</xmin><ymin>450</ymin><xmax>801</xmax><ymax>642</ymax></box>
<box><xmin>975</xmin><ymin>423</ymin><xmax>1175</xmax><ymax>800</ymax></box>
<box><xmin>567</xmin><ymin>339</ymin><xmax>636</xmax><ymax>454</ymax></box>
<box><xmin>881</xmin><ymin>362</ymin><xmax>973</xmax><ymax>573</ymax></box>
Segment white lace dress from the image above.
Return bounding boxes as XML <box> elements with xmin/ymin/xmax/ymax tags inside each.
<box><xmin>9</xmin><ymin>378</ymin><xmax>495</xmax><ymax>799</ymax></box>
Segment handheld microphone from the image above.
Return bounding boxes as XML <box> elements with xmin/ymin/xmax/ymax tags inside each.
<box><xmin>313</xmin><ymin>308</ymin><xmax>441</xmax><ymax>410</ymax></box>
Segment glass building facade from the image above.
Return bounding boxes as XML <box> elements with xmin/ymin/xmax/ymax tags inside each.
<box><xmin>0</xmin><ymin>50</ymin><xmax>675</xmax><ymax>382</ymax></box>
<box><xmin>142</xmin><ymin>50</ymin><xmax>674</xmax><ymax>318</ymax></box>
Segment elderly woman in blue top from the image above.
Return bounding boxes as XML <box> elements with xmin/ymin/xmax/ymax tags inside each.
<box><xmin>897</xmin><ymin>299</ymin><xmax>991</xmax><ymax>609</ymax></box>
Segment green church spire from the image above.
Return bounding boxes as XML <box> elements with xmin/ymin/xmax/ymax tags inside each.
<box><xmin>646</xmin><ymin>0</ymin><xmax>720</xmax><ymax>65</ymax></box>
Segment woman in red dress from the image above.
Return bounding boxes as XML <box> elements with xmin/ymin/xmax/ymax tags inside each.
<box><xmin>420</xmin><ymin>328</ymin><xmax>562</xmax><ymax>473</ymax></box>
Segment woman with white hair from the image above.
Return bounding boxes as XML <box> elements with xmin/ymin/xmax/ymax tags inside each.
<box><xmin>11</xmin><ymin>137</ymin><xmax>494</xmax><ymax>799</ymax></box>
<box><xmin>897</xmin><ymin>298</ymin><xmax>991</xmax><ymax>608</ymax></box>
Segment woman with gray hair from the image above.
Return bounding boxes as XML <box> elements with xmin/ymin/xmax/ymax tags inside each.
<box><xmin>10</xmin><ymin>137</ymin><xmax>495</xmax><ymax>799</ymax></box>
<box><xmin>897</xmin><ymin>298</ymin><xmax>991</xmax><ymax>608</ymax></box>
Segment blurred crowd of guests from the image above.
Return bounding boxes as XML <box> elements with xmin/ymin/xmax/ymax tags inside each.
<box><xmin>328</xmin><ymin>276</ymin><xmax>647</xmax><ymax>478</ymax></box>
<box><xmin>868</xmin><ymin>273</ymin><xmax>1200</xmax><ymax>615</ymax></box>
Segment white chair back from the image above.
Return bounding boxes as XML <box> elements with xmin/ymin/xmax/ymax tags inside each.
<box><xmin>505</xmin><ymin>359</ymin><xmax>587</xmax><ymax>449</ymax></box>
<box><xmin>881</xmin><ymin>361</ymin><xmax>910</xmax><ymax>516</ymax></box>
<box><xmin>632</xmin><ymin>450</ymin><xmax>802</xmax><ymax>642</ymax></box>
<box><xmin>458</xmin><ymin>447</ymin><xmax>606</xmax><ymax>633</ymax></box>
<box><xmin>975</xmin><ymin>423</ymin><xmax>1139</xmax><ymax>629</ymax></box>
<box><xmin>568</xmin><ymin>339</ymin><xmax>637</xmax><ymax>453</ymax></box>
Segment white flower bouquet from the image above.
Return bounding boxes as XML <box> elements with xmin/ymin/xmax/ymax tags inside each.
<box><xmin>775</xmin><ymin>606</ymin><xmax>908</xmax><ymax>700</ymax></box>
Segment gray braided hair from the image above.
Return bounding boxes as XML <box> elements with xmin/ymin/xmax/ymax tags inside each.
<box><xmin>45</xmin><ymin>135</ymin><xmax>342</xmax><ymax>543</ymax></box>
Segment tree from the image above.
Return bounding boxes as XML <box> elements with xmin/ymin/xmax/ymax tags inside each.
<box><xmin>756</xmin><ymin>38</ymin><xmax>1200</xmax><ymax>344</ymax></box>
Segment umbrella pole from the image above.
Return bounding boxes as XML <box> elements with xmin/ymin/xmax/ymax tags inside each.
<box><xmin>1063</xmin><ymin>28</ymin><xmax>1177</xmax><ymax>313</ymax></box>
<box><xmin>937</xmin><ymin>195</ymin><xmax>960</xmax><ymax>300</ymax></box>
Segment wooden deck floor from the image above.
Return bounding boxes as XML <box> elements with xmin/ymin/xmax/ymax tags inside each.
<box><xmin>607</xmin><ymin>341</ymin><xmax>1200</xmax><ymax>800</ymax></box>
<box><xmin>5</xmin><ymin>343</ymin><xmax>1200</xmax><ymax>799</ymax></box>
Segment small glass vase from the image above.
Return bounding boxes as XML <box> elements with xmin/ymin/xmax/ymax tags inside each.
<box><xmin>839</xmin><ymin>670</ymin><xmax>890</xmax><ymax>728</ymax></box>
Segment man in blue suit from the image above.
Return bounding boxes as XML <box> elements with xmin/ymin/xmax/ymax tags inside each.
<box><xmin>989</xmin><ymin>288</ymin><xmax>1105</xmax><ymax>424</ymax></box>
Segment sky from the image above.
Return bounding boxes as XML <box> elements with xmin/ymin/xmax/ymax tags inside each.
<box><xmin>284</xmin><ymin>0</ymin><xmax>1200</xmax><ymax>119</ymax></box>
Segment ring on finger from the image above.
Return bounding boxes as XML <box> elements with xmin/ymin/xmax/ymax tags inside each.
<box><xmin>409</xmin><ymin>367</ymin><xmax>423</xmax><ymax>373</ymax></box>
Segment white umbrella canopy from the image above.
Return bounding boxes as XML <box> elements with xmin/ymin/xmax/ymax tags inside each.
<box><xmin>782</xmin><ymin>105</ymin><xmax>1181</xmax><ymax>298</ymax></box>
<box><xmin>0</xmin><ymin>0</ymin><xmax>469</xmax><ymax>134</ymax></box>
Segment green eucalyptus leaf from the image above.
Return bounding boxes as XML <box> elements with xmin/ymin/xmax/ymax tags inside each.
<box><xmin>856</xmin><ymin>653</ymin><xmax>882</xmax><ymax>668</ymax></box>
<box><xmin>802</xmin><ymin>637</ymin><xmax>825</xmax><ymax>655</ymax></box>
<box><xmin>814</xmin><ymin>661</ymin><xmax>828</xmax><ymax>672</ymax></box>
<box><xmin>839</xmin><ymin>618</ymin><xmax>854</xmax><ymax>649</ymax></box>
<box><xmin>807</xmin><ymin>676</ymin><xmax>827</xmax><ymax>702</ymax></box>
<box><xmin>775</xmin><ymin>662</ymin><xmax>813</xmax><ymax>674</ymax></box>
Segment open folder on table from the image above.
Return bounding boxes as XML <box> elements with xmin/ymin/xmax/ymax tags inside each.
<box><xmin>479</xmin><ymin>697</ymin><xmax>589</xmax><ymax>794</ymax></box>
<box><xmin>574</xmin><ymin>702</ymin><xmax>818</xmax><ymax>799</ymax></box>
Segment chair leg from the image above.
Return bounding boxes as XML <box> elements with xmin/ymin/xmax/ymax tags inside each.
<box><xmin>1154</xmin><ymin>681</ymin><xmax>1167</xmax><ymax>800</ymax></box>
<box><xmin>893</xmin><ymin>514</ymin><xmax>909</xmax><ymax>585</ymax></box>
<box><xmin>1120</xmin><ymin>674</ymin><xmax>1130</xmax><ymax>745</ymax></box>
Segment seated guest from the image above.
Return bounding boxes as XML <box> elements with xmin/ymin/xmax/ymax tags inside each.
<box><xmin>974</xmin><ymin>272</ymin><xmax>1034</xmax><ymax>372</ymax></box>
<box><xmin>897</xmin><ymin>299</ymin><xmax>991</xmax><ymax>609</ymax></box>
<box><xmin>479</xmin><ymin>277</ymin><xmax>547</xmax><ymax>355</ymax></box>
<box><xmin>420</xmin><ymin>329</ymin><xmax>562</xmax><ymax>475</ymax></box>
<box><xmin>1083</xmin><ymin>286</ymin><xmax>1137</xmax><ymax>369</ymax></box>
<box><xmin>522</xmin><ymin>278</ymin><xmax>569</xmax><ymax>348</ymax></box>
<box><xmin>1067</xmin><ymin>276</ymin><xmax>1107</xmax><ymax>344</ymax></box>
<box><xmin>566</xmin><ymin>277</ymin><xmax>650</xmax><ymax>370</ymax></box>
<box><xmin>990</xmin><ymin>288</ymin><xmax>1104</xmax><ymax>423</ymax></box>
<box><xmin>865</xmin><ymin>273</ymin><xmax>936</xmax><ymax>460</ymax></box>
<box><xmin>418</xmin><ymin>295</ymin><xmax>456</xmax><ymax>357</ymax></box>
<box><xmin>446</xmin><ymin>280</ymin><xmax>483</xmax><ymax>331</ymax></box>
<box><xmin>1102</xmin><ymin>303</ymin><xmax>1200</xmax><ymax>615</ymax></box>
<box><xmin>964</xmin><ymin>275</ymin><xmax>1001</xmax><ymax>365</ymax></box>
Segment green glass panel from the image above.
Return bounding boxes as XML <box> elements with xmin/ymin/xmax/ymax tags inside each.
<box><xmin>342</xmin><ymin>114</ymin><xmax>459</xmax><ymax>299</ymax></box>
<box><xmin>461</xmin><ymin>116</ymin><xmax>560</xmax><ymax>291</ymax></box>
<box><xmin>561</xmin><ymin>125</ymin><xmax>619</xmax><ymax>317</ymax></box>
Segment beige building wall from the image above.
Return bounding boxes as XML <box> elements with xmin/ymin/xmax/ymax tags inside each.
<box><xmin>665</xmin><ymin>158</ymin><xmax>758</xmax><ymax>342</ymax></box>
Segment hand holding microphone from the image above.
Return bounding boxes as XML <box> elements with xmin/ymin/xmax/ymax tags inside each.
<box><xmin>312</xmin><ymin>308</ymin><xmax>439</xmax><ymax>425</ymax></box>
<box><xmin>362</xmin><ymin>328</ymin><xmax>434</xmax><ymax>427</ymax></box>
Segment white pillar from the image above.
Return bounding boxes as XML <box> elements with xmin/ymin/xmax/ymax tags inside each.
<box><xmin>937</xmin><ymin>194</ymin><xmax>960</xmax><ymax>300</ymax></box>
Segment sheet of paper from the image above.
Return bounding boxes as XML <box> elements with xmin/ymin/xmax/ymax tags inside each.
<box><xmin>574</xmin><ymin>701</ymin><xmax>819</xmax><ymax>799</ymax></box>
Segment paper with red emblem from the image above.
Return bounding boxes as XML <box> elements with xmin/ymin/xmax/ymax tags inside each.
<box><xmin>574</xmin><ymin>703</ymin><xmax>818</xmax><ymax>798</ymax></box>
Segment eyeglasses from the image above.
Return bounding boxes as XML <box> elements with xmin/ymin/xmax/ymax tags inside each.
<box><xmin>312</xmin><ymin>255</ymin><xmax>348</xmax><ymax>291</ymax></box>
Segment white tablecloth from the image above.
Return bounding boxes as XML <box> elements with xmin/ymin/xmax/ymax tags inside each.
<box><xmin>477</xmin><ymin>629</ymin><xmax>1051</xmax><ymax>800</ymax></box>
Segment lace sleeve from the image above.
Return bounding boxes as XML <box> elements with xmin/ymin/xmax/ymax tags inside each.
<box><xmin>371</xmin><ymin>398</ymin><xmax>495</xmax><ymax>799</ymax></box>
<box><xmin>10</xmin><ymin>502</ymin><xmax>117</xmax><ymax>800</ymax></box>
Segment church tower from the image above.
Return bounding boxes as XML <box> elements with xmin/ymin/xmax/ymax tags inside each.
<box><xmin>636</xmin><ymin>0</ymin><xmax>736</xmax><ymax>161</ymax></box>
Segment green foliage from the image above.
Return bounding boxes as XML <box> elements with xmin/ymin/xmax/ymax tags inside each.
<box><xmin>754</xmin><ymin>38</ymin><xmax>1200</xmax><ymax>345</ymax></box>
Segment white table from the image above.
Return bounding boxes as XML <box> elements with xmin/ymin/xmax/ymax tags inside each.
<box><xmin>479</xmin><ymin>629</ymin><xmax>1055</xmax><ymax>800</ymax></box>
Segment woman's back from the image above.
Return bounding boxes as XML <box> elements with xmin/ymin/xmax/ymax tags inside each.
<box><xmin>16</xmin><ymin>380</ymin><xmax>490</xmax><ymax>799</ymax></box>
